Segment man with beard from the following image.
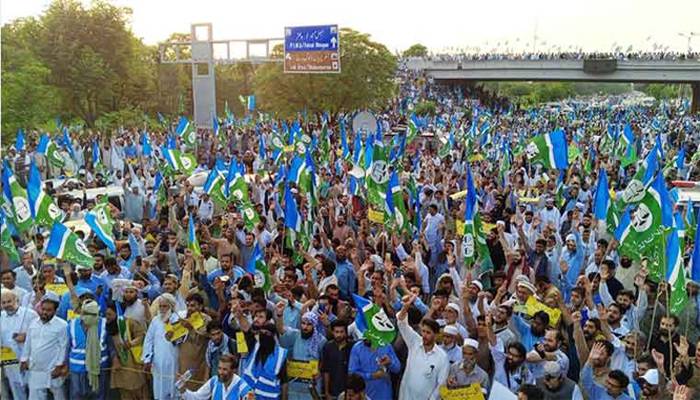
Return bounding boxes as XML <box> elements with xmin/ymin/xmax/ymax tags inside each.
<box><xmin>526</xmin><ymin>328</ymin><xmax>570</xmax><ymax>380</ymax></box>
<box><xmin>276</xmin><ymin>308</ymin><xmax>327</xmax><ymax>398</ymax></box>
<box><xmin>581</xmin><ymin>343</ymin><xmax>632</xmax><ymax>400</ymax></box>
<box><xmin>143</xmin><ymin>293</ymin><xmax>180</xmax><ymax>400</ymax></box>
<box><xmin>601</xmin><ymin>268</ymin><xmax>648</xmax><ymax>335</ymax></box>
<box><xmin>105</xmin><ymin>303</ymin><xmax>147</xmax><ymax>400</ymax></box>
<box><xmin>241</xmin><ymin>322</ymin><xmax>289</xmax><ymax>400</ymax></box>
<box><xmin>19</xmin><ymin>292</ymin><xmax>68</xmax><ymax>400</ymax></box>
<box><xmin>100</xmin><ymin>256</ymin><xmax>131</xmax><ymax>290</ymax></box>
<box><xmin>67</xmin><ymin>300</ymin><xmax>109</xmax><ymax>399</ymax></box>
<box><xmin>203</xmin><ymin>253</ymin><xmax>243</xmax><ymax>310</ymax></box>
<box><xmin>598</xmin><ymin>260</ymin><xmax>626</xmax><ymax>307</ymax></box>
<box><xmin>121</xmin><ymin>284</ymin><xmax>148</xmax><ymax>325</ymax></box>
<box><xmin>580</xmin><ymin>339</ymin><xmax>614</xmax><ymax>389</ymax></box>
<box><xmin>397</xmin><ymin>294</ymin><xmax>449</xmax><ymax>400</ymax></box>
<box><xmin>330</xmin><ymin>245</ymin><xmax>357</xmax><ymax>302</ymax></box>
<box><xmin>439</xmin><ymin>324</ymin><xmax>463</xmax><ymax>365</ymax></box>
<box><xmin>650</xmin><ymin>315</ymin><xmax>696</xmax><ymax>379</ymax></box>
<box><xmin>180</xmin><ymin>354</ymin><xmax>253</xmax><ymax>400</ymax></box>
<box><xmin>204</xmin><ymin>320</ymin><xmax>237</xmax><ymax>378</ymax></box>
<box><xmin>348</xmin><ymin>324</ymin><xmax>401</xmax><ymax>400</ymax></box>
<box><xmin>538</xmin><ymin>197</ymin><xmax>561</xmax><ymax>229</ymax></box>
<box><xmin>446</xmin><ymin>338</ymin><xmax>490</xmax><ymax>393</ymax></box>
<box><xmin>513</xmin><ymin>310</ymin><xmax>549</xmax><ymax>351</ymax></box>
<box><xmin>491</xmin><ymin>304</ymin><xmax>517</xmax><ymax>346</ymax></box>
<box><xmin>320</xmin><ymin>319</ymin><xmax>355</xmax><ymax>399</ymax></box>
<box><xmin>1</xmin><ymin>290</ymin><xmax>39</xmax><ymax>400</ymax></box>
<box><xmin>535</xmin><ymin>361</ymin><xmax>583</xmax><ymax>400</ymax></box>
<box><xmin>604</xmin><ymin>303</ymin><xmax>630</xmax><ymax>338</ymax></box>
<box><xmin>572</xmin><ymin>310</ymin><xmax>605</xmax><ymax>361</ymax></box>
<box><xmin>634</xmin><ymin>368</ymin><xmax>665</xmax><ymax>400</ymax></box>
<box><xmin>486</xmin><ymin>312</ymin><xmax>532</xmax><ymax>392</ymax></box>
<box><xmin>559</xmin><ymin>233</ymin><xmax>584</xmax><ymax>300</ymax></box>
<box><xmin>178</xmin><ymin>294</ymin><xmax>212</xmax><ymax>391</ymax></box>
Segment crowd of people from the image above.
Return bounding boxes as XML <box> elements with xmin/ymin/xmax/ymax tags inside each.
<box><xmin>1</xmin><ymin>63</ymin><xmax>700</xmax><ymax>400</ymax></box>
<box><xmin>414</xmin><ymin>51</ymin><xmax>700</xmax><ymax>62</ymax></box>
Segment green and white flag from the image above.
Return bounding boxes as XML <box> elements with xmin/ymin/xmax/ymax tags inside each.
<box><xmin>352</xmin><ymin>294</ymin><xmax>397</xmax><ymax>349</ymax></box>
<box><xmin>84</xmin><ymin>197</ymin><xmax>116</xmax><ymax>252</ymax></box>
<box><xmin>2</xmin><ymin>162</ymin><xmax>32</xmax><ymax>232</ymax></box>
<box><xmin>37</xmin><ymin>134</ymin><xmax>65</xmax><ymax>169</ymax></box>
<box><xmin>240</xmin><ymin>200</ymin><xmax>260</xmax><ymax>231</ymax></box>
<box><xmin>524</xmin><ymin>129</ymin><xmax>569</xmax><ymax>170</ymax></box>
<box><xmin>0</xmin><ymin>212</ymin><xmax>19</xmax><ymax>262</ymax></box>
<box><xmin>385</xmin><ymin>172</ymin><xmax>410</xmax><ymax>234</ymax></box>
<box><xmin>203</xmin><ymin>169</ymin><xmax>228</xmax><ymax>208</ymax></box>
<box><xmin>162</xmin><ymin>147</ymin><xmax>196</xmax><ymax>175</ymax></box>
<box><xmin>366</xmin><ymin>138</ymin><xmax>389</xmax><ymax>209</ymax></box>
<box><xmin>249</xmin><ymin>244</ymin><xmax>271</xmax><ymax>293</ymax></box>
<box><xmin>46</xmin><ymin>222</ymin><xmax>95</xmax><ymax>267</ymax></box>
<box><xmin>27</xmin><ymin>162</ymin><xmax>63</xmax><ymax>229</ymax></box>
<box><xmin>406</xmin><ymin>115</ymin><xmax>419</xmax><ymax>144</ymax></box>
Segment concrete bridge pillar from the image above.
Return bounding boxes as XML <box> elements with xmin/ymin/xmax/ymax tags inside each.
<box><xmin>692</xmin><ymin>83</ymin><xmax>699</xmax><ymax>114</ymax></box>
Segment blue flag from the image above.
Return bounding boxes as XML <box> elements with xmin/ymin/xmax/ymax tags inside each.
<box><xmin>142</xmin><ymin>132</ymin><xmax>152</xmax><ymax>157</ymax></box>
<box><xmin>92</xmin><ymin>141</ymin><xmax>101</xmax><ymax>166</ymax></box>
<box><xmin>213</xmin><ymin>116</ymin><xmax>220</xmax><ymax>137</ymax></box>
<box><xmin>676</xmin><ymin>147</ymin><xmax>686</xmax><ymax>170</ymax></box>
<box><xmin>340</xmin><ymin>120</ymin><xmax>350</xmax><ymax>159</ymax></box>
<box><xmin>692</xmin><ymin>215</ymin><xmax>700</xmax><ymax>283</ymax></box>
<box><xmin>284</xmin><ymin>185</ymin><xmax>301</xmax><ymax>231</ymax></box>
<box><xmin>62</xmin><ymin>127</ymin><xmax>76</xmax><ymax>159</ymax></box>
<box><xmin>593</xmin><ymin>169</ymin><xmax>610</xmax><ymax>220</ymax></box>
<box><xmin>15</xmin><ymin>129</ymin><xmax>25</xmax><ymax>152</ymax></box>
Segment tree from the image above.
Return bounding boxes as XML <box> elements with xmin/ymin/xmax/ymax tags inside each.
<box><xmin>253</xmin><ymin>28</ymin><xmax>397</xmax><ymax>117</ymax></box>
<box><xmin>402</xmin><ymin>43</ymin><xmax>428</xmax><ymax>58</ymax></box>
<box><xmin>1</xmin><ymin>18</ymin><xmax>60</xmax><ymax>139</ymax></box>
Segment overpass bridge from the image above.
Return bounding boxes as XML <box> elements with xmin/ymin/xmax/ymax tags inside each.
<box><xmin>405</xmin><ymin>58</ymin><xmax>700</xmax><ymax>112</ymax></box>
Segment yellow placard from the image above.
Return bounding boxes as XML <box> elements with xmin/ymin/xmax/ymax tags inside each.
<box><xmin>455</xmin><ymin>220</ymin><xmax>465</xmax><ymax>236</ymax></box>
<box><xmin>283</xmin><ymin>145</ymin><xmax>295</xmax><ymax>153</ymax></box>
<box><xmin>519</xmin><ymin>197</ymin><xmax>540</xmax><ymax>204</ymax></box>
<box><xmin>525</xmin><ymin>296</ymin><xmax>561</xmax><ymax>326</ymax></box>
<box><xmin>482</xmin><ymin>222</ymin><xmax>496</xmax><ymax>233</ymax></box>
<box><xmin>130</xmin><ymin>345</ymin><xmax>143</xmax><ymax>364</ymax></box>
<box><xmin>236</xmin><ymin>331</ymin><xmax>248</xmax><ymax>354</ymax></box>
<box><xmin>46</xmin><ymin>284</ymin><xmax>69</xmax><ymax>296</ymax></box>
<box><xmin>0</xmin><ymin>347</ymin><xmax>18</xmax><ymax>365</ymax></box>
<box><xmin>187</xmin><ymin>312</ymin><xmax>205</xmax><ymax>330</ymax></box>
<box><xmin>439</xmin><ymin>383</ymin><xmax>484</xmax><ymax>400</ymax></box>
<box><xmin>368</xmin><ymin>208</ymin><xmax>384</xmax><ymax>224</ymax></box>
<box><xmin>449</xmin><ymin>190</ymin><xmax>467</xmax><ymax>200</ymax></box>
<box><xmin>165</xmin><ymin>321</ymin><xmax>189</xmax><ymax>342</ymax></box>
<box><xmin>287</xmin><ymin>359</ymin><xmax>319</xmax><ymax>380</ymax></box>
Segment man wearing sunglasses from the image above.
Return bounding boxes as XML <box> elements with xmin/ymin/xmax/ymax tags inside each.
<box><xmin>535</xmin><ymin>361</ymin><xmax>583</xmax><ymax>400</ymax></box>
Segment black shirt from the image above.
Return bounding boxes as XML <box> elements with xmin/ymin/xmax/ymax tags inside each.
<box><xmin>319</xmin><ymin>339</ymin><xmax>355</xmax><ymax>396</ymax></box>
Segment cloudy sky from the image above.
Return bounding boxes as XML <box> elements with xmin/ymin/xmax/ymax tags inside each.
<box><xmin>3</xmin><ymin>0</ymin><xmax>699</xmax><ymax>54</ymax></box>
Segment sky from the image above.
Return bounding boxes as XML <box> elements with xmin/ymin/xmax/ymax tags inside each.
<box><xmin>3</xmin><ymin>0</ymin><xmax>700</xmax><ymax>54</ymax></box>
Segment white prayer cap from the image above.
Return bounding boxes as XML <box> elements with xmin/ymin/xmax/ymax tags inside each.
<box><xmin>639</xmin><ymin>369</ymin><xmax>659</xmax><ymax>385</ymax></box>
<box><xmin>463</xmin><ymin>338</ymin><xmax>479</xmax><ymax>350</ymax></box>
<box><xmin>442</xmin><ymin>325</ymin><xmax>459</xmax><ymax>337</ymax></box>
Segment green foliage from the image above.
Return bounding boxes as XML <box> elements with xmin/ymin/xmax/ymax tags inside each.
<box><xmin>402</xmin><ymin>43</ymin><xmax>428</xmax><ymax>58</ymax></box>
<box><xmin>639</xmin><ymin>83</ymin><xmax>684</xmax><ymax>100</ymax></box>
<box><xmin>216</xmin><ymin>62</ymin><xmax>255</xmax><ymax>117</ymax></box>
<box><xmin>253</xmin><ymin>29</ymin><xmax>397</xmax><ymax>117</ymax></box>
<box><xmin>483</xmin><ymin>81</ymin><xmax>633</xmax><ymax>106</ymax></box>
<box><xmin>414</xmin><ymin>100</ymin><xmax>437</xmax><ymax>116</ymax></box>
<box><xmin>94</xmin><ymin>106</ymin><xmax>157</xmax><ymax>134</ymax></box>
<box><xmin>2</xmin><ymin>2</ymin><xmax>396</xmax><ymax>134</ymax></box>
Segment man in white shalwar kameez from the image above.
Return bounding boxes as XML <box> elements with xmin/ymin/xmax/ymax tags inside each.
<box><xmin>19</xmin><ymin>291</ymin><xmax>68</xmax><ymax>400</ymax></box>
<box><xmin>1</xmin><ymin>290</ymin><xmax>39</xmax><ymax>400</ymax></box>
<box><xmin>143</xmin><ymin>293</ymin><xmax>180</xmax><ymax>400</ymax></box>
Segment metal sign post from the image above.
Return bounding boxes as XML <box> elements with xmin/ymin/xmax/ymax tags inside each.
<box><xmin>158</xmin><ymin>23</ymin><xmax>283</xmax><ymax>128</ymax></box>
